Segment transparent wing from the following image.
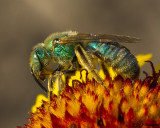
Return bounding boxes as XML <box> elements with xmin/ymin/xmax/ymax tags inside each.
<box><xmin>59</xmin><ymin>33</ymin><xmax>140</xmax><ymax>44</ymax></box>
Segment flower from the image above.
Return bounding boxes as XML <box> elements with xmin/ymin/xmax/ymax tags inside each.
<box><xmin>23</xmin><ymin>54</ymin><xmax>160</xmax><ymax>128</ymax></box>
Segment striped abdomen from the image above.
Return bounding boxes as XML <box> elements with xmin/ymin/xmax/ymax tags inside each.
<box><xmin>86</xmin><ymin>42</ymin><xmax>140</xmax><ymax>79</ymax></box>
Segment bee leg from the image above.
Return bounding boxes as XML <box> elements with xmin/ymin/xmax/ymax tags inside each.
<box><xmin>63</xmin><ymin>63</ymin><xmax>78</xmax><ymax>83</ymax></box>
<box><xmin>56</xmin><ymin>73</ymin><xmax>64</xmax><ymax>96</ymax></box>
<box><xmin>48</xmin><ymin>75</ymin><xmax>62</xmax><ymax>109</ymax></box>
<box><xmin>75</xmin><ymin>45</ymin><xmax>104</xmax><ymax>86</ymax></box>
<box><xmin>101</xmin><ymin>62</ymin><xmax>109</xmax><ymax>75</ymax></box>
<box><xmin>54</xmin><ymin>58</ymin><xmax>80</xmax><ymax>83</ymax></box>
<box><xmin>52</xmin><ymin>71</ymin><xmax>65</xmax><ymax>96</ymax></box>
<box><xmin>63</xmin><ymin>69</ymin><xmax>76</xmax><ymax>84</ymax></box>
<box><xmin>30</xmin><ymin>68</ymin><xmax>48</xmax><ymax>93</ymax></box>
<box><xmin>52</xmin><ymin>65</ymin><xmax>63</xmax><ymax>76</ymax></box>
<box><xmin>48</xmin><ymin>76</ymin><xmax>53</xmax><ymax>103</ymax></box>
<box><xmin>60</xmin><ymin>68</ymin><xmax>76</xmax><ymax>75</ymax></box>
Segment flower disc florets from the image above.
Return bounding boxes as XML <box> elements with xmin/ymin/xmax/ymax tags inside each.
<box><xmin>24</xmin><ymin>61</ymin><xmax>160</xmax><ymax>128</ymax></box>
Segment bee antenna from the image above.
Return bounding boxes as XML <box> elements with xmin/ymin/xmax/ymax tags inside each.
<box><xmin>30</xmin><ymin>68</ymin><xmax>48</xmax><ymax>93</ymax></box>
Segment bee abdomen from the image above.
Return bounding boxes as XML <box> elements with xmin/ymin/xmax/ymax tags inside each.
<box><xmin>86</xmin><ymin>42</ymin><xmax>140</xmax><ymax>79</ymax></box>
<box><xmin>113</xmin><ymin>49</ymin><xmax>140</xmax><ymax>79</ymax></box>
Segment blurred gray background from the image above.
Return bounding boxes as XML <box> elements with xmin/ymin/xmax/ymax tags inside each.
<box><xmin>0</xmin><ymin>0</ymin><xmax>160</xmax><ymax>127</ymax></box>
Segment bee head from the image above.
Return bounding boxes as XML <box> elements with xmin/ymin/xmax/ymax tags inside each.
<box><xmin>30</xmin><ymin>43</ymin><xmax>50</xmax><ymax>79</ymax></box>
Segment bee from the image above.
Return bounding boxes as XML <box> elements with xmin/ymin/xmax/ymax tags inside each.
<box><xmin>30</xmin><ymin>31</ymin><xmax>140</xmax><ymax>94</ymax></box>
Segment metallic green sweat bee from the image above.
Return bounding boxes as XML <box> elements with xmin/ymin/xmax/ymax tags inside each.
<box><xmin>30</xmin><ymin>31</ymin><xmax>140</xmax><ymax>94</ymax></box>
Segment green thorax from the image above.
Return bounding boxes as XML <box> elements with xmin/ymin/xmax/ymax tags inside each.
<box><xmin>52</xmin><ymin>43</ymin><xmax>80</xmax><ymax>62</ymax></box>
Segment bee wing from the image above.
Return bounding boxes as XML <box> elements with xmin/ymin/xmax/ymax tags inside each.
<box><xmin>59</xmin><ymin>33</ymin><xmax>140</xmax><ymax>44</ymax></box>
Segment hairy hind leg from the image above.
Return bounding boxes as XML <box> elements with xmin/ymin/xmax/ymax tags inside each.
<box><xmin>75</xmin><ymin>45</ymin><xmax>105</xmax><ymax>86</ymax></box>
